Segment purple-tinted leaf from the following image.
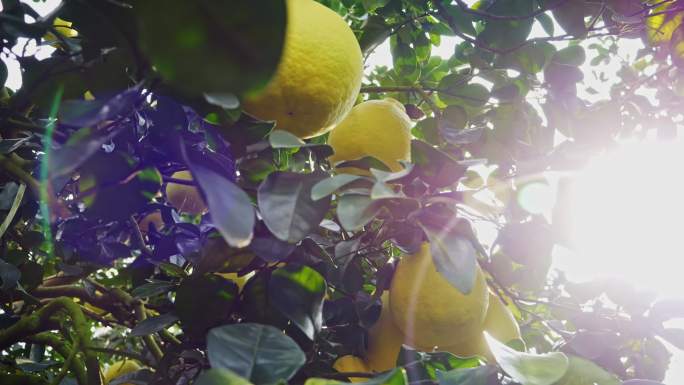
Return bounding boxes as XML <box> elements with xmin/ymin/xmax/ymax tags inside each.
<box><xmin>59</xmin><ymin>86</ymin><xmax>143</xmax><ymax>128</ymax></box>
<box><xmin>248</xmin><ymin>235</ymin><xmax>296</xmax><ymax>263</ymax></box>
<box><xmin>48</xmin><ymin>125</ymin><xmax>126</xmax><ymax>179</ymax></box>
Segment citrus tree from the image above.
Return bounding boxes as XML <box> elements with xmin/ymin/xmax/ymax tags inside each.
<box><xmin>1</xmin><ymin>0</ymin><xmax>683</xmax><ymax>384</ymax></box>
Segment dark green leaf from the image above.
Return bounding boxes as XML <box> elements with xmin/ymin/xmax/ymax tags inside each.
<box><xmin>535</xmin><ymin>13</ymin><xmax>555</xmax><ymax>36</ymax></box>
<box><xmin>269</xmin><ymin>264</ymin><xmax>326</xmax><ymax>339</ymax></box>
<box><xmin>131</xmin><ymin>313</ymin><xmax>179</xmax><ymax>336</ymax></box>
<box><xmin>553</xmin><ymin>45</ymin><xmax>586</xmax><ymax>66</ymax></box>
<box><xmin>411</xmin><ymin>140</ymin><xmax>467</xmax><ymax>188</ymax></box>
<box><xmin>137</xmin><ymin>0</ymin><xmax>286</xmax><ymax>96</ymax></box>
<box><xmin>132</xmin><ymin>281</ymin><xmax>176</xmax><ymax>299</ymax></box>
<box><xmin>359</xmin><ymin>15</ymin><xmax>392</xmax><ymax>56</ymax></box>
<box><xmin>187</xmin><ymin>161</ymin><xmax>255</xmax><ymax>248</ymax></box>
<box><xmin>440</xmin><ymin>105</ymin><xmax>468</xmax><ymax>131</ymax></box>
<box><xmin>337</xmin><ymin>193</ymin><xmax>383</xmax><ymax>231</ymax></box>
<box><xmin>551</xmin><ymin>0</ymin><xmax>587</xmax><ymax>37</ymax></box>
<box><xmin>207</xmin><ymin>323</ymin><xmax>306</xmax><ymax>385</ymax></box>
<box><xmin>437</xmin><ymin>366</ymin><xmax>495</xmax><ymax>385</ymax></box>
<box><xmin>0</xmin><ymin>259</ymin><xmax>21</xmax><ymax>291</ymax></box>
<box><xmin>0</xmin><ymin>60</ymin><xmax>7</xmax><ymax>87</ymax></box>
<box><xmin>257</xmin><ymin>172</ymin><xmax>331</xmax><ymax>243</ymax></box>
<box><xmin>175</xmin><ymin>274</ymin><xmax>238</xmax><ymax>336</ymax></box>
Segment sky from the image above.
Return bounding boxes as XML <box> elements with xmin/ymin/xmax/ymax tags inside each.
<box><xmin>3</xmin><ymin>0</ymin><xmax>683</xmax><ymax>382</ymax></box>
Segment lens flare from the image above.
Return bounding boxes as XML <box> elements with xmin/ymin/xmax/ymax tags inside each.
<box><xmin>555</xmin><ymin>140</ymin><xmax>684</xmax><ymax>295</ymax></box>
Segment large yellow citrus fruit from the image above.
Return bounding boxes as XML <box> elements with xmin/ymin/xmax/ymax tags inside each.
<box><xmin>327</xmin><ymin>98</ymin><xmax>412</xmax><ymax>173</ymax></box>
<box><xmin>165</xmin><ymin>170</ymin><xmax>206</xmax><ymax>215</ymax></box>
<box><xmin>389</xmin><ymin>243</ymin><xmax>489</xmax><ymax>348</ymax></box>
<box><xmin>441</xmin><ymin>291</ymin><xmax>521</xmax><ymax>359</ymax></box>
<box><xmin>138</xmin><ymin>211</ymin><xmax>164</xmax><ymax>234</ymax></box>
<box><xmin>103</xmin><ymin>360</ymin><xmax>141</xmax><ymax>385</ymax></box>
<box><xmin>366</xmin><ymin>292</ymin><xmax>409</xmax><ymax>372</ymax></box>
<box><xmin>242</xmin><ymin>0</ymin><xmax>363</xmax><ymax>139</ymax></box>
<box><xmin>333</xmin><ymin>355</ymin><xmax>371</xmax><ymax>383</ymax></box>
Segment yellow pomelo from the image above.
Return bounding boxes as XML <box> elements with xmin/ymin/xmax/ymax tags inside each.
<box><xmin>327</xmin><ymin>98</ymin><xmax>412</xmax><ymax>173</ymax></box>
<box><xmin>242</xmin><ymin>0</ymin><xmax>363</xmax><ymax>139</ymax></box>
<box><xmin>441</xmin><ymin>292</ymin><xmax>521</xmax><ymax>359</ymax></box>
<box><xmin>333</xmin><ymin>355</ymin><xmax>371</xmax><ymax>383</ymax></box>
<box><xmin>366</xmin><ymin>292</ymin><xmax>408</xmax><ymax>372</ymax></box>
<box><xmin>43</xmin><ymin>17</ymin><xmax>78</xmax><ymax>43</ymax></box>
<box><xmin>389</xmin><ymin>243</ymin><xmax>489</xmax><ymax>348</ymax></box>
<box><xmin>646</xmin><ymin>2</ymin><xmax>683</xmax><ymax>45</ymax></box>
<box><xmin>138</xmin><ymin>211</ymin><xmax>164</xmax><ymax>234</ymax></box>
<box><xmin>165</xmin><ymin>170</ymin><xmax>206</xmax><ymax>215</ymax></box>
<box><xmin>104</xmin><ymin>360</ymin><xmax>141</xmax><ymax>385</ymax></box>
<box><xmin>217</xmin><ymin>272</ymin><xmax>252</xmax><ymax>292</ymax></box>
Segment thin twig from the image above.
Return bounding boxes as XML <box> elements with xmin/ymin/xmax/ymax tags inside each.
<box><xmin>134</xmin><ymin>302</ymin><xmax>164</xmax><ymax>363</ymax></box>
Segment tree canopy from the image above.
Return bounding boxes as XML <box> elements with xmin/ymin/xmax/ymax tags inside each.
<box><xmin>1</xmin><ymin>1</ymin><xmax>683</xmax><ymax>385</ymax></box>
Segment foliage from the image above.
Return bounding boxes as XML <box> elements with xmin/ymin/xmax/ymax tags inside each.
<box><xmin>0</xmin><ymin>0</ymin><xmax>683</xmax><ymax>385</ymax></box>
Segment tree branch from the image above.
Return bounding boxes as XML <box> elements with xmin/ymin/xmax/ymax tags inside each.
<box><xmin>0</xmin><ymin>298</ymin><xmax>102</xmax><ymax>385</ymax></box>
<box><xmin>134</xmin><ymin>302</ymin><xmax>164</xmax><ymax>363</ymax></box>
<box><xmin>451</xmin><ymin>0</ymin><xmax>571</xmax><ymax>21</ymax></box>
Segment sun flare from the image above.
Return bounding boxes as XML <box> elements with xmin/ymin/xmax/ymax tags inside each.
<box><xmin>555</xmin><ymin>139</ymin><xmax>684</xmax><ymax>295</ymax></box>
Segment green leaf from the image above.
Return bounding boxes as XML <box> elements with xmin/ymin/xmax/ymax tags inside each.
<box><xmin>337</xmin><ymin>193</ymin><xmax>384</xmax><ymax>231</ymax></box>
<box><xmin>311</xmin><ymin>174</ymin><xmax>364</xmax><ymax>201</ymax></box>
<box><xmin>305</xmin><ymin>368</ymin><xmax>407</xmax><ymax>385</ymax></box>
<box><xmin>398</xmin><ymin>346</ymin><xmax>482</xmax><ymax>382</ymax></box>
<box><xmin>671</xmin><ymin>25</ymin><xmax>684</xmax><ymax>68</ymax></box>
<box><xmin>204</xmin><ymin>93</ymin><xmax>240</xmax><ymax>109</ymax></box>
<box><xmin>418</xmin><ymin>223</ymin><xmax>478</xmax><ymax>294</ymax></box>
<box><xmin>535</xmin><ymin>13</ymin><xmax>555</xmax><ymax>36</ymax></box>
<box><xmin>132</xmin><ymin>281</ymin><xmax>176</xmax><ymax>299</ymax></box>
<box><xmin>369</xmin><ymin>164</ymin><xmax>415</xmax><ymax>183</ymax></box>
<box><xmin>136</xmin><ymin>0</ymin><xmax>286</xmax><ymax>96</ymax></box>
<box><xmin>207</xmin><ymin>323</ymin><xmax>306</xmax><ymax>385</ymax></box>
<box><xmin>435</xmin><ymin>3</ymin><xmax>477</xmax><ymax>36</ymax></box>
<box><xmin>175</xmin><ymin>274</ymin><xmax>238</xmax><ymax>337</ymax></box>
<box><xmin>0</xmin><ymin>259</ymin><xmax>21</xmax><ymax>291</ymax></box>
<box><xmin>553</xmin><ymin>45</ymin><xmax>586</xmax><ymax>67</ymax></box>
<box><xmin>359</xmin><ymin>15</ymin><xmax>392</xmax><ymax>56</ymax></box>
<box><xmin>484</xmin><ymin>333</ymin><xmax>569</xmax><ymax>385</ymax></box>
<box><xmin>439</xmin><ymin>83</ymin><xmax>489</xmax><ymax>108</ymax></box>
<box><xmin>436</xmin><ymin>366</ymin><xmax>495</xmax><ymax>385</ymax></box>
<box><xmin>410</xmin><ymin>140</ymin><xmax>467</xmax><ymax>188</ymax></box>
<box><xmin>554</xmin><ymin>356</ymin><xmax>620</xmax><ymax>385</ymax></box>
<box><xmin>440</xmin><ymin>105</ymin><xmax>468</xmax><ymax>131</ymax></box>
<box><xmin>187</xmin><ymin>161</ymin><xmax>255</xmax><ymax>248</ymax></box>
<box><xmin>361</xmin><ymin>368</ymin><xmax>408</xmax><ymax>385</ymax></box>
<box><xmin>362</xmin><ymin>0</ymin><xmax>390</xmax><ymax>12</ymax></box>
<box><xmin>269</xmin><ymin>264</ymin><xmax>326</xmax><ymax>340</ymax></box>
<box><xmin>130</xmin><ymin>313</ymin><xmax>179</xmax><ymax>337</ymax></box>
<box><xmin>196</xmin><ymin>368</ymin><xmax>253</xmax><ymax>385</ymax></box>
<box><xmin>551</xmin><ymin>0</ymin><xmax>587</xmax><ymax>37</ymax></box>
<box><xmin>257</xmin><ymin>171</ymin><xmax>331</xmax><ymax>243</ymax></box>
<box><xmin>0</xmin><ymin>60</ymin><xmax>7</xmax><ymax>88</ymax></box>
<box><xmin>269</xmin><ymin>130</ymin><xmax>305</xmax><ymax>148</ymax></box>
<box><xmin>370</xmin><ymin>181</ymin><xmax>403</xmax><ymax>200</ymax></box>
